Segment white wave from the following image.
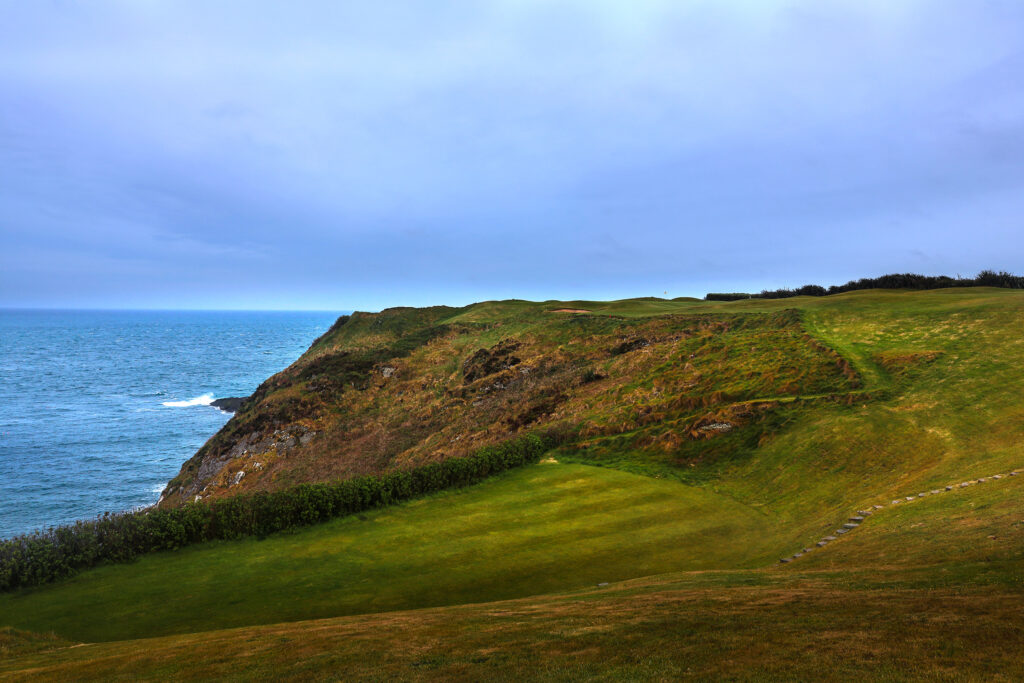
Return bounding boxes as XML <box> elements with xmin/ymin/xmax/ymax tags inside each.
<box><xmin>162</xmin><ymin>393</ymin><xmax>214</xmax><ymax>407</ymax></box>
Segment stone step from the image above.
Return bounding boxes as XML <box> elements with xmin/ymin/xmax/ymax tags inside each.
<box><xmin>783</xmin><ymin>468</ymin><xmax>1017</xmax><ymax>570</ymax></box>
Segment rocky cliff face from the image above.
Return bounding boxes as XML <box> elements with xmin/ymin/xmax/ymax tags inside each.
<box><xmin>159</xmin><ymin>301</ymin><xmax>858</xmax><ymax>507</ymax></box>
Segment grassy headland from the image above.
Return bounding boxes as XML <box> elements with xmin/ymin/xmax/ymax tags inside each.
<box><xmin>2</xmin><ymin>287</ymin><xmax>1023</xmax><ymax>679</ymax></box>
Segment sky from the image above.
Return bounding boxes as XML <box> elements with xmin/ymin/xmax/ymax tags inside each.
<box><xmin>1</xmin><ymin>0</ymin><xmax>1022</xmax><ymax>310</ymax></box>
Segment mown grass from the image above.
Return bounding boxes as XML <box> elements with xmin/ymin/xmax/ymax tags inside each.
<box><xmin>0</xmin><ymin>464</ymin><xmax>777</xmax><ymax>643</ymax></box>
<box><xmin>3</xmin><ymin>572</ymin><xmax>1022</xmax><ymax>681</ymax></box>
<box><xmin>796</xmin><ymin>473</ymin><xmax>1024</xmax><ymax>586</ymax></box>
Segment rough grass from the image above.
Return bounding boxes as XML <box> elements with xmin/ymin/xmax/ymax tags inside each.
<box><xmin>161</xmin><ymin>302</ymin><xmax>859</xmax><ymax>505</ymax></box>
<box><xmin>0</xmin><ymin>627</ymin><xmax>70</xmax><ymax>659</ymax></box>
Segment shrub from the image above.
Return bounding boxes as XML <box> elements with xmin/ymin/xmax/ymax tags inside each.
<box><xmin>704</xmin><ymin>293</ymin><xmax>754</xmax><ymax>301</ymax></box>
<box><xmin>705</xmin><ymin>271</ymin><xmax>1023</xmax><ymax>301</ymax></box>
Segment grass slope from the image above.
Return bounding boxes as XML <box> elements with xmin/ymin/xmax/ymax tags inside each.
<box><xmin>162</xmin><ymin>300</ymin><xmax>857</xmax><ymax>505</ymax></box>
<box><xmin>3</xmin><ymin>572</ymin><xmax>1022</xmax><ymax>681</ymax></box>
<box><xmin>0</xmin><ymin>464</ymin><xmax>777</xmax><ymax>643</ymax></box>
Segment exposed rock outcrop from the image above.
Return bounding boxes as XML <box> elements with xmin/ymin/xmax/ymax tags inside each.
<box><xmin>211</xmin><ymin>397</ymin><xmax>248</xmax><ymax>413</ymax></box>
<box><xmin>180</xmin><ymin>424</ymin><xmax>316</xmax><ymax>498</ymax></box>
<box><xmin>463</xmin><ymin>340</ymin><xmax>521</xmax><ymax>383</ymax></box>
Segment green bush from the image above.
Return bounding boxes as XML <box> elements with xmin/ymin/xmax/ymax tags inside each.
<box><xmin>0</xmin><ymin>433</ymin><xmax>548</xmax><ymax>592</ymax></box>
<box><xmin>705</xmin><ymin>270</ymin><xmax>1023</xmax><ymax>301</ymax></box>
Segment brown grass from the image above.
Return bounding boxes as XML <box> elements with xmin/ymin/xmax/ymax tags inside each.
<box><xmin>4</xmin><ymin>573</ymin><xmax>1022</xmax><ymax>681</ymax></box>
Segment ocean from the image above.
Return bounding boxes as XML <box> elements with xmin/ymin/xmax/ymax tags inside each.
<box><xmin>0</xmin><ymin>310</ymin><xmax>342</xmax><ymax>539</ymax></box>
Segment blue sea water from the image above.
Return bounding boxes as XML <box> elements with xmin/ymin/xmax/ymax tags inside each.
<box><xmin>0</xmin><ymin>310</ymin><xmax>343</xmax><ymax>539</ymax></box>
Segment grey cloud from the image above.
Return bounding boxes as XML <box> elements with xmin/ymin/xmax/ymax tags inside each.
<box><xmin>1</xmin><ymin>1</ymin><xmax>1022</xmax><ymax>309</ymax></box>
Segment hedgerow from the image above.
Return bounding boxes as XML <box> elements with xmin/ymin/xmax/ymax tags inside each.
<box><xmin>705</xmin><ymin>270</ymin><xmax>1023</xmax><ymax>301</ymax></box>
<box><xmin>0</xmin><ymin>433</ymin><xmax>548</xmax><ymax>593</ymax></box>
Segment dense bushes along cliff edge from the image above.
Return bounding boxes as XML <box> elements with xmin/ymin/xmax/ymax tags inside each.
<box><xmin>0</xmin><ymin>434</ymin><xmax>550</xmax><ymax>592</ymax></box>
<box><xmin>705</xmin><ymin>270</ymin><xmax>1023</xmax><ymax>301</ymax></box>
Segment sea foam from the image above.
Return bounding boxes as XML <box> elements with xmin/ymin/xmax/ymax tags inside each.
<box><xmin>162</xmin><ymin>393</ymin><xmax>214</xmax><ymax>407</ymax></box>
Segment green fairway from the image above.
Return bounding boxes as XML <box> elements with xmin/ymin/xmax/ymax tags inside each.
<box><xmin>0</xmin><ymin>463</ymin><xmax>776</xmax><ymax>642</ymax></box>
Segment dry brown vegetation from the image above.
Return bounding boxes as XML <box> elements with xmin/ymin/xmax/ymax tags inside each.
<box><xmin>4</xmin><ymin>573</ymin><xmax>1022</xmax><ymax>681</ymax></box>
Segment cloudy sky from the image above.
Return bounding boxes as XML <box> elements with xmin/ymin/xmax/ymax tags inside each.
<box><xmin>1</xmin><ymin>1</ymin><xmax>1022</xmax><ymax>310</ymax></box>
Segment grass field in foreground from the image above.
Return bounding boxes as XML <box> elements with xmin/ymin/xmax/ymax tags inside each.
<box><xmin>0</xmin><ymin>463</ymin><xmax>777</xmax><ymax>643</ymax></box>
<box><xmin>4</xmin><ymin>466</ymin><xmax>1021</xmax><ymax>678</ymax></box>
<box><xmin>3</xmin><ymin>570</ymin><xmax>1022</xmax><ymax>681</ymax></box>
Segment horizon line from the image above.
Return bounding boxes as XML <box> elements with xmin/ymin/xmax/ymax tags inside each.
<box><xmin>0</xmin><ymin>306</ymin><xmax>352</xmax><ymax>313</ymax></box>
